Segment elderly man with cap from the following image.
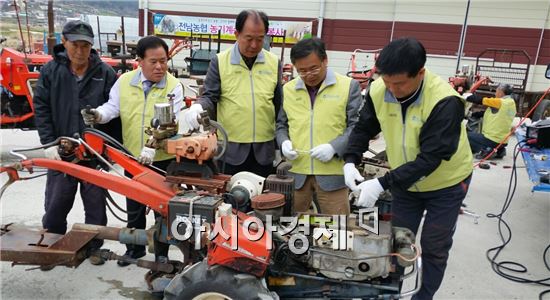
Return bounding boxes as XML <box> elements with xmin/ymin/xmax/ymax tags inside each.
<box><xmin>33</xmin><ymin>20</ymin><xmax>120</xmax><ymax>266</ymax></box>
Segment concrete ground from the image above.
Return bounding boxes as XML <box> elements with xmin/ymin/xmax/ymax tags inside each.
<box><xmin>1</xmin><ymin>128</ymin><xmax>549</xmax><ymax>300</ymax></box>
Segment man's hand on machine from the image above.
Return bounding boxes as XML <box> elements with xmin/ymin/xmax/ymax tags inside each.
<box><xmin>344</xmin><ymin>163</ymin><xmax>384</xmax><ymax>208</ymax></box>
<box><xmin>44</xmin><ymin>145</ymin><xmax>61</xmax><ymax>160</ymax></box>
<box><xmin>137</xmin><ymin>147</ymin><xmax>156</xmax><ymax>165</ymax></box>
<box><xmin>184</xmin><ymin>103</ymin><xmax>204</xmax><ymax>129</ymax></box>
<box><xmin>354</xmin><ymin>178</ymin><xmax>384</xmax><ymax>208</ymax></box>
<box><xmin>80</xmin><ymin>108</ymin><xmax>103</xmax><ymax>125</ymax></box>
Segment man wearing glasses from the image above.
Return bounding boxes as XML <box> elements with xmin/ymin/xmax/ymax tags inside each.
<box><xmin>276</xmin><ymin>38</ymin><xmax>361</xmax><ymax>215</ymax></box>
<box><xmin>183</xmin><ymin>10</ymin><xmax>282</xmax><ymax>177</ymax></box>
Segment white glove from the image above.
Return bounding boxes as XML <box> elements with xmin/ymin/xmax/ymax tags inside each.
<box><xmin>80</xmin><ymin>108</ymin><xmax>103</xmax><ymax>125</ymax></box>
<box><xmin>281</xmin><ymin>140</ymin><xmax>298</xmax><ymax>160</ymax></box>
<box><xmin>44</xmin><ymin>146</ymin><xmax>61</xmax><ymax>160</ymax></box>
<box><xmin>184</xmin><ymin>103</ymin><xmax>203</xmax><ymax>129</ymax></box>
<box><xmin>355</xmin><ymin>178</ymin><xmax>384</xmax><ymax>208</ymax></box>
<box><xmin>343</xmin><ymin>163</ymin><xmax>364</xmax><ymax>192</ymax></box>
<box><xmin>137</xmin><ymin>147</ymin><xmax>156</xmax><ymax>165</ymax></box>
<box><xmin>310</xmin><ymin>144</ymin><xmax>335</xmax><ymax>162</ymax></box>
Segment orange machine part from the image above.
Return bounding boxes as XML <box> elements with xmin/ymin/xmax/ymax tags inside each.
<box><xmin>166</xmin><ymin>133</ymin><xmax>218</xmax><ymax>164</ymax></box>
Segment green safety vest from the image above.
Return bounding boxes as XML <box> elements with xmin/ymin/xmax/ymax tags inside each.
<box><xmin>119</xmin><ymin>69</ymin><xmax>180</xmax><ymax>161</ymax></box>
<box><xmin>283</xmin><ymin>73</ymin><xmax>351</xmax><ymax>175</ymax></box>
<box><xmin>482</xmin><ymin>95</ymin><xmax>516</xmax><ymax>143</ymax></box>
<box><xmin>369</xmin><ymin>69</ymin><xmax>473</xmax><ymax>192</ymax></box>
<box><xmin>217</xmin><ymin>47</ymin><xmax>279</xmax><ymax>143</ymax></box>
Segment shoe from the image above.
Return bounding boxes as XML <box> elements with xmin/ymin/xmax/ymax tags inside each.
<box><xmin>475</xmin><ymin>147</ymin><xmax>494</xmax><ymax>160</ymax></box>
<box><xmin>39</xmin><ymin>265</ymin><xmax>55</xmax><ymax>271</ymax></box>
<box><xmin>117</xmin><ymin>249</ymin><xmax>146</xmax><ymax>267</ymax></box>
<box><xmin>87</xmin><ymin>248</ymin><xmax>107</xmax><ymax>265</ymax></box>
<box><xmin>495</xmin><ymin>147</ymin><xmax>506</xmax><ymax>159</ymax></box>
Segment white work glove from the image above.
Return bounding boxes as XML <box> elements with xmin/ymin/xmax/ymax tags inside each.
<box><xmin>184</xmin><ymin>103</ymin><xmax>203</xmax><ymax>129</ymax></box>
<box><xmin>137</xmin><ymin>147</ymin><xmax>156</xmax><ymax>165</ymax></box>
<box><xmin>80</xmin><ymin>108</ymin><xmax>102</xmax><ymax>125</ymax></box>
<box><xmin>462</xmin><ymin>92</ymin><xmax>472</xmax><ymax>99</ymax></box>
<box><xmin>343</xmin><ymin>163</ymin><xmax>364</xmax><ymax>192</ymax></box>
<box><xmin>44</xmin><ymin>146</ymin><xmax>61</xmax><ymax>160</ymax></box>
<box><xmin>281</xmin><ymin>140</ymin><xmax>298</xmax><ymax>160</ymax></box>
<box><xmin>355</xmin><ymin>178</ymin><xmax>385</xmax><ymax>208</ymax></box>
<box><xmin>310</xmin><ymin>144</ymin><xmax>335</xmax><ymax>163</ymax></box>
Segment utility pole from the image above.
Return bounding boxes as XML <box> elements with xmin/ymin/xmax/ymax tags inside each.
<box><xmin>47</xmin><ymin>0</ymin><xmax>56</xmax><ymax>55</ymax></box>
<box><xmin>23</xmin><ymin>0</ymin><xmax>32</xmax><ymax>52</ymax></box>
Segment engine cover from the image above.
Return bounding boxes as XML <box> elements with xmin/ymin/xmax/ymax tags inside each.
<box><xmin>310</xmin><ymin>221</ymin><xmax>393</xmax><ymax>281</ymax></box>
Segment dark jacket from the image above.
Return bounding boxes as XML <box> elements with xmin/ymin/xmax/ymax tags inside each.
<box><xmin>34</xmin><ymin>44</ymin><xmax>120</xmax><ymax>144</ymax></box>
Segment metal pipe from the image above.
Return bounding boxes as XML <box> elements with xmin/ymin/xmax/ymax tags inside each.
<box><xmin>71</xmin><ymin>223</ymin><xmax>150</xmax><ymax>245</ymax></box>
<box><xmin>23</xmin><ymin>0</ymin><xmax>33</xmax><ymax>52</ymax></box>
<box><xmin>534</xmin><ymin>1</ymin><xmax>550</xmax><ymax>65</ymax></box>
<box><xmin>143</xmin><ymin>0</ymin><xmax>149</xmax><ymax>36</ymax></box>
<box><xmin>13</xmin><ymin>0</ymin><xmax>28</xmax><ymax>57</ymax></box>
<box><xmin>455</xmin><ymin>0</ymin><xmax>471</xmax><ymax>73</ymax></box>
<box><xmin>97</xmin><ymin>15</ymin><xmax>102</xmax><ymax>54</ymax></box>
<box><xmin>390</xmin><ymin>0</ymin><xmax>397</xmax><ymax>41</ymax></box>
<box><xmin>317</xmin><ymin>0</ymin><xmax>326</xmax><ymax>38</ymax></box>
<box><xmin>121</xmin><ymin>16</ymin><xmax>126</xmax><ymax>55</ymax></box>
<box><xmin>398</xmin><ymin>257</ymin><xmax>423</xmax><ymax>298</ymax></box>
<box><xmin>47</xmin><ymin>0</ymin><xmax>56</xmax><ymax>55</ymax></box>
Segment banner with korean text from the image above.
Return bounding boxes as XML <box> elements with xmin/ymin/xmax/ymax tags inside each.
<box><xmin>153</xmin><ymin>14</ymin><xmax>312</xmax><ymax>44</ymax></box>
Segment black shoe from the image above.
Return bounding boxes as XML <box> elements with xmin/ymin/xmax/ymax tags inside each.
<box><xmin>495</xmin><ymin>147</ymin><xmax>506</xmax><ymax>159</ymax></box>
<box><xmin>475</xmin><ymin>147</ymin><xmax>494</xmax><ymax>160</ymax></box>
<box><xmin>39</xmin><ymin>265</ymin><xmax>55</xmax><ymax>271</ymax></box>
<box><xmin>117</xmin><ymin>249</ymin><xmax>146</xmax><ymax>267</ymax></box>
<box><xmin>87</xmin><ymin>247</ymin><xmax>108</xmax><ymax>265</ymax></box>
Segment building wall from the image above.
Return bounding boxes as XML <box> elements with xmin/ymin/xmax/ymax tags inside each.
<box><xmin>141</xmin><ymin>0</ymin><xmax>550</xmax><ymax>92</ymax></box>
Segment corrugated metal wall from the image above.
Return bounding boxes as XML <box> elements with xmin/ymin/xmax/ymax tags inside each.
<box><xmin>141</xmin><ymin>0</ymin><xmax>550</xmax><ymax>91</ymax></box>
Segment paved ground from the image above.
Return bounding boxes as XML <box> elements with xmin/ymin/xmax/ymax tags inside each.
<box><xmin>1</xmin><ymin>128</ymin><xmax>549</xmax><ymax>299</ymax></box>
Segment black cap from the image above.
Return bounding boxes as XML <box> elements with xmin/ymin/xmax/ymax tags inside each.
<box><xmin>62</xmin><ymin>20</ymin><xmax>94</xmax><ymax>44</ymax></box>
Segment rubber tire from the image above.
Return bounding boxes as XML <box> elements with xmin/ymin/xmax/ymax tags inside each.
<box><xmin>163</xmin><ymin>261</ymin><xmax>276</xmax><ymax>300</ymax></box>
<box><xmin>532</xmin><ymin>99</ymin><xmax>550</xmax><ymax>121</ymax></box>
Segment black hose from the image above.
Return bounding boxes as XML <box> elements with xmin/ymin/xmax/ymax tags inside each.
<box><xmin>82</xmin><ymin>128</ymin><xmax>133</xmax><ymax>156</ymax></box>
<box><xmin>485</xmin><ymin>141</ymin><xmax>550</xmax><ymax>299</ymax></box>
<box><xmin>103</xmin><ymin>190</ymin><xmax>146</xmax><ymax>223</ymax></box>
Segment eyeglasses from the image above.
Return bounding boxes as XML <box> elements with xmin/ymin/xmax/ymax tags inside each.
<box><xmin>297</xmin><ymin>65</ymin><xmax>323</xmax><ymax>77</ymax></box>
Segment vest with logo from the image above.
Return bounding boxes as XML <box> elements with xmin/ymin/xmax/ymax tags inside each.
<box><xmin>482</xmin><ymin>95</ymin><xmax>516</xmax><ymax>143</ymax></box>
<box><xmin>284</xmin><ymin>73</ymin><xmax>351</xmax><ymax>175</ymax></box>
<box><xmin>369</xmin><ymin>69</ymin><xmax>473</xmax><ymax>192</ymax></box>
<box><xmin>119</xmin><ymin>69</ymin><xmax>180</xmax><ymax>161</ymax></box>
<box><xmin>217</xmin><ymin>47</ymin><xmax>279</xmax><ymax>143</ymax></box>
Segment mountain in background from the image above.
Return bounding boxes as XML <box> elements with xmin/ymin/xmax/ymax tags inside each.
<box><xmin>57</xmin><ymin>0</ymin><xmax>138</xmax><ymax>18</ymax></box>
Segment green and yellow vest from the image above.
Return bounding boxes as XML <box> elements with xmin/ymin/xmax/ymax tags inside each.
<box><xmin>369</xmin><ymin>69</ymin><xmax>473</xmax><ymax>192</ymax></box>
<box><xmin>482</xmin><ymin>95</ymin><xmax>516</xmax><ymax>143</ymax></box>
<box><xmin>217</xmin><ymin>47</ymin><xmax>279</xmax><ymax>143</ymax></box>
<box><xmin>283</xmin><ymin>73</ymin><xmax>352</xmax><ymax>175</ymax></box>
<box><xmin>119</xmin><ymin>69</ymin><xmax>180</xmax><ymax>161</ymax></box>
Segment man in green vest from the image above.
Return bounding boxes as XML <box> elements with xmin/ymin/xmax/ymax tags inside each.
<box><xmin>343</xmin><ymin>37</ymin><xmax>473</xmax><ymax>300</ymax></box>
<box><xmin>81</xmin><ymin>36</ymin><xmax>183</xmax><ymax>267</ymax></box>
<box><xmin>276</xmin><ymin>38</ymin><xmax>361</xmax><ymax>215</ymax></box>
<box><xmin>183</xmin><ymin>10</ymin><xmax>282</xmax><ymax>178</ymax></box>
<box><xmin>464</xmin><ymin>83</ymin><xmax>516</xmax><ymax>159</ymax></box>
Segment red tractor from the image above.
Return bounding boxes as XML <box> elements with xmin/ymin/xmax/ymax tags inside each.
<box><xmin>0</xmin><ymin>107</ymin><xmax>421</xmax><ymax>299</ymax></box>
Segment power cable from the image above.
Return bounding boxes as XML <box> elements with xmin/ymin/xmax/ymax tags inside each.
<box><xmin>485</xmin><ymin>141</ymin><xmax>550</xmax><ymax>300</ymax></box>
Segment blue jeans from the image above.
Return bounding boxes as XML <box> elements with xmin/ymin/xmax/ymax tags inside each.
<box><xmin>467</xmin><ymin>132</ymin><xmax>498</xmax><ymax>153</ymax></box>
<box><xmin>392</xmin><ymin>174</ymin><xmax>472</xmax><ymax>300</ymax></box>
